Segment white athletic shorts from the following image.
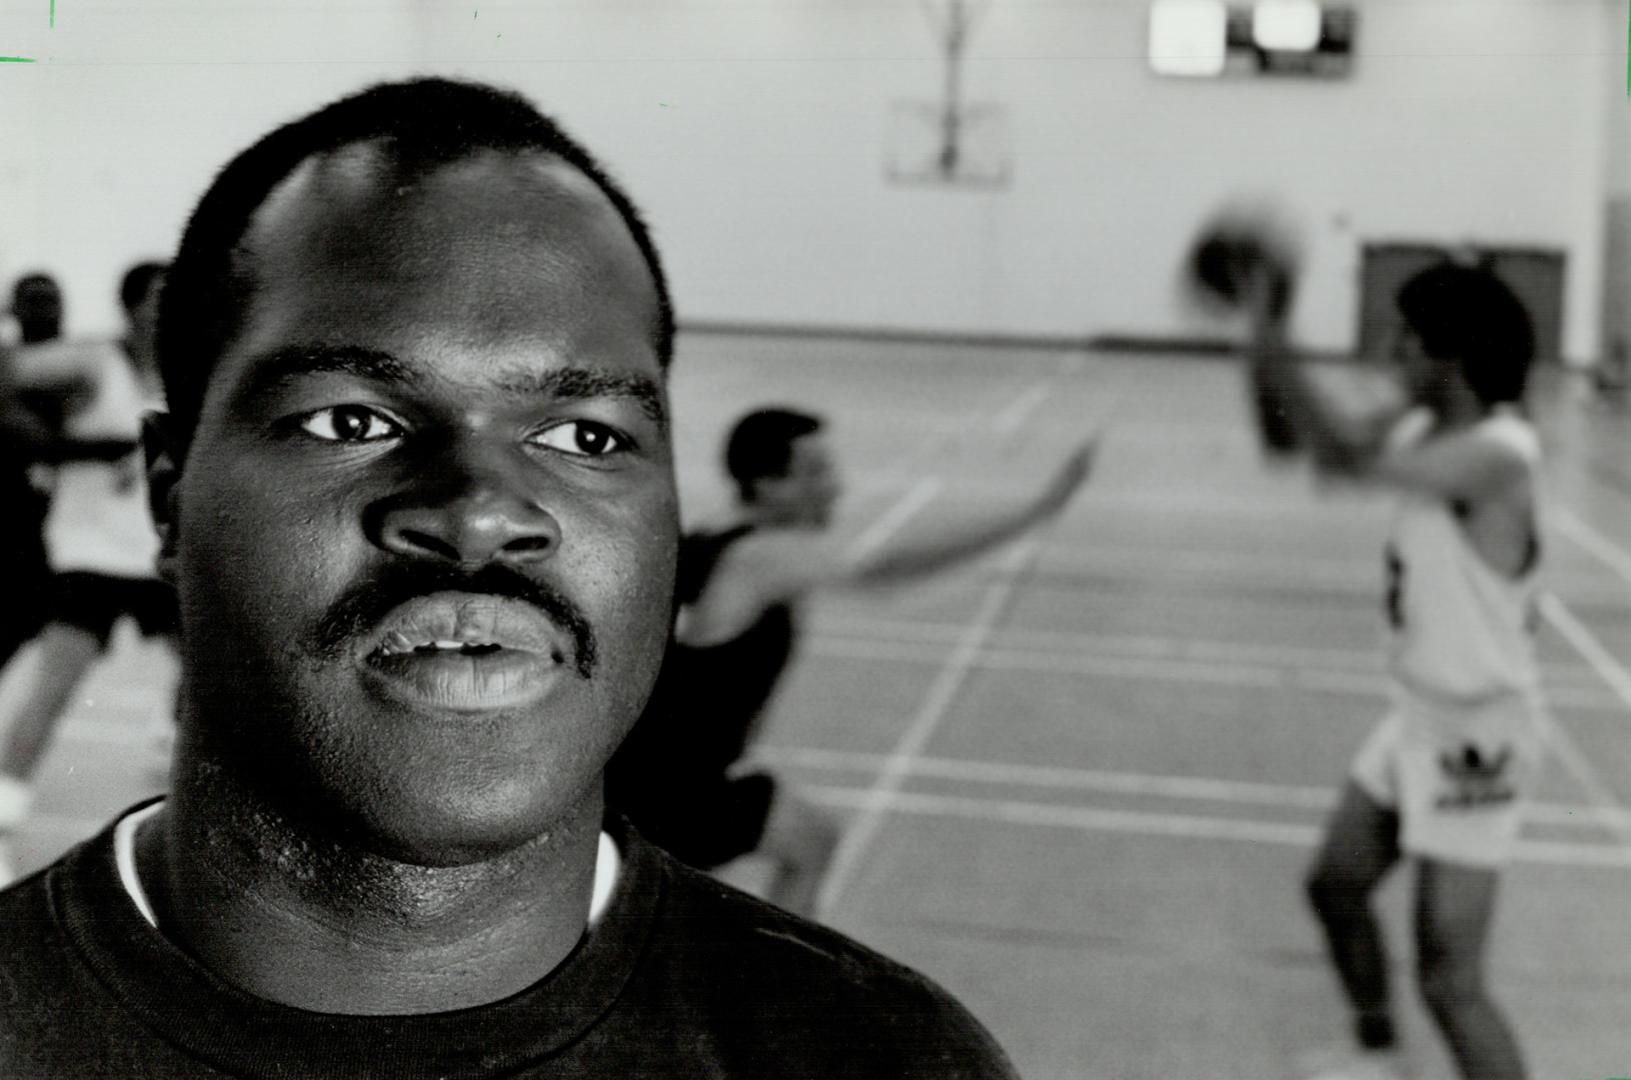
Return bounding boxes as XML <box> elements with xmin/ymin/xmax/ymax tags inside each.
<box><xmin>1350</xmin><ymin>695</ymin><xmax>1544</xmax><ymax>868</ymax></box>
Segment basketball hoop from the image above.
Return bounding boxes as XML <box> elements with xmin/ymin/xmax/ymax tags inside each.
<box><xmin>885</xmin><ymin>0</ymin><xmax>1012</xmax><ymax>189</ymax></box>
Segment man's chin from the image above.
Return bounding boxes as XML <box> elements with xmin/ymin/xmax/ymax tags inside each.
<box><xmin>182</xmin><ymin>746</ymin><xmax>577</xmax><ymax>869</ymax></box>
<box><xmin>353</xmin><ymin>823</ymin><xmax>553</xmax><ymax>870</ymax></box>
<box><xmin>308</xmin><ymin>789</ymin><xmax>583</xmax><ymax>872</ymax></box>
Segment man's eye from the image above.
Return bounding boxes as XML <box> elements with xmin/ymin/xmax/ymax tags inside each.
<box><xmin>297</xmin><ymin>405</ymin><xmax>401</xmax><ymax>443</ymax></box>
<box><xmin>530</xmin><ymin>421</ymin><xmax>626</xmax><ymax>457</ymax></box>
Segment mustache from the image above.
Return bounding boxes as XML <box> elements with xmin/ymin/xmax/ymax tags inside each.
<box><xmin>305</xmin><ymin>562</ymin><xmax>599</xmax><ymax>679</ymax></box>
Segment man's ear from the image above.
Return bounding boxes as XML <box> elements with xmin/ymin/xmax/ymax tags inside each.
<box><xmin>142</xmin><ymin>410</ymin><xmax>184</xmax><ymax>584</ymax></box>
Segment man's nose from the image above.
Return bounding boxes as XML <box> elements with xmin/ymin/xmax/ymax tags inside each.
<box><xmin>372</xmin><ymin>447</ymin><xmax>560</xmax><ymax>568</ymax></box>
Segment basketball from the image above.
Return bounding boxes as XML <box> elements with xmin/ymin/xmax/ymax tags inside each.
<box><xmin>1185</xmin><ymin>209</ymin><xmax>1301</xmax><ymax>316</ymax></box>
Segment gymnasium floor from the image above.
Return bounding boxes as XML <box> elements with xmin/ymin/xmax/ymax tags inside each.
<box><xmin>6</xmin><ymin>331</ymin><xmax>1630</xmax><ymax>1079</ymax></box>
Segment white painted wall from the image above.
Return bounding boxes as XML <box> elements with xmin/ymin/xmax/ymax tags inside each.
<box><xmin>1602</xmin><ymin>1</ymin><xmax>1631</xmax><ymax>363</ymax></box>
<box><xmin>0</xmin><ymin>0</ymin><xmax>1617</xmax><ymax>361</ymax></box>
<box><xmin>0</xmin><ymin>0</ymin><xmax>420</xmax><ymax>336</ymax></box>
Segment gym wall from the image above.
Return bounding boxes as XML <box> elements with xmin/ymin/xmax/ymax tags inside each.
<box><xmin>1601</xmin><ymin>1</ymin><xmax>1631</xmax><ymax>371</ymax></box>
<box><xmin>0</xmin><ymin>0</ymin><xmax>1617</xmax><ymax>363</ymax></box>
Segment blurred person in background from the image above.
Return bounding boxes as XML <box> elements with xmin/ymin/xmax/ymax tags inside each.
<box><xmin>0</xmin><ymin>262</ymin><xmax>175</xmax><ymax>884</ymax></box>
<box><xmin>10</xmin><ymin>273</ymin><xmax>63</xmax><ymax>347</ymax></box>
<box><xmin>1224</xmin><ymin>238</ymin><xmax>1539</xmax><ymax>1080</ymax></box>
<box><xmin>608</xmin><ymin>406</ymin><xmax>1093</xmax><ymax>917</ymax></box>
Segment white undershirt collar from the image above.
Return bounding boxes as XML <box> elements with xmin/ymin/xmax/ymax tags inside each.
<box><xmin>113</xmin><ymin>801</ymin><xmax>621</xmax><ymax>930</ymax></box>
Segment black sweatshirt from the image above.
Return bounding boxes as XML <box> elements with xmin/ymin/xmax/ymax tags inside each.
<box><xmin>0</xmin><ymin>807</ymin><xmax>1016</xmax><ymax>1078</ymax></box>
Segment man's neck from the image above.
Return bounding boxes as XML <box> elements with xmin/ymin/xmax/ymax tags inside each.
<box><xmin>1427</xmin><ymin>387</ymin><xmax>1493</xmax><ymax>433</ymax></box>
<box><xmin>139</xmin><ymin>775</ymin><xmax>605</xmax><ymax>1015</ymax></box>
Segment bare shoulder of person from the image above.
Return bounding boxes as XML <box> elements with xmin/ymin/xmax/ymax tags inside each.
<box><xmin>1374</xmin><ymin>415</ymin><xmax>1528</xmax><ymax>503</ymax></box>
<box><xmin>678</xmin><ymin>531</ymin><xmax>846</xmax><ymax>646</ymax></box>
<box><xmin>1453</xmin><ymin>435</ymin><xmax>1537</xmax><ymax>578</ymax></box>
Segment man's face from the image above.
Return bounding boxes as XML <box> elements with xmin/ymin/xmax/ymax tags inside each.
<box><xmin>753</xmin><ymin>433</ymin><xmax>840</xmax><ymax>528</ymax></box>
<box><xmin>1391</xmin><ymin>324</ymin><xmax>1454</xmax><ymax>410</ymax></box>
<box><xmin>158</xmin><ymin>146</ymin><xmax>678</xmax><ymax>864</ymax></box>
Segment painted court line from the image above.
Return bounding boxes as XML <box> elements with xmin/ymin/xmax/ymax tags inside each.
<box><xmin>819</xmin><ymin>616</ymin><xmax>1385</xmax><ymax>672</ymax></box>
<box><xmin>807</xmin><ymin>634</ymin><xmax>1358</xmax><ymax>692</ymax></box>
<box><xmin>812</xmin><ymin>616</ymin><xmax>1616</xmax><ymax>697</ymax></box>
<box><xmin>1041</xmin><ymin>544</ymin><xmax>1377</xmax><ymax>591</ymax></box>
<box><xmin>843</xmin><ymin>374</ymin><xmax>1057</xmax><ymax>563</ymax></box>
<box><xmin>1540</xmin><ymin>593</ymin><xmax>1631</xmax><ymax>718</ymax></box>
<box><xmin>816</xmin><ymin>537</ymin><xmax>1041</xmax><ymax>915</ymax></box>
<box><xmin>990</xmin><ymin>382</ymin><xmax>1052</xmax><ymax>436</ymax></box>
<box><xmin>1552</xmin><ymin>508</ymin><xmax>1631</xmax><ymax>591</ymax></box>
<box><xmin>844</xmin><ymin>477</ymin><xmax>944</xmax><ymax>563</ymax></box>
<box><xmin>760</xmin><ymin>745</ymin><xmax>1631</xmax><ymax>832</ymax></box>
<box><xmin>800</xmin><ymin>785</ymin><xmax>1631</xmax><ymax>870</ymax></box>
<box><xmin>1535</xmin><ymin>593</ymin><xmax>1631</xmax><ymax>848</ymax></box>
<box><xmin>820</xmin><ymin>377</ymin><xmax>1116</xmax><ymax>914</ymax></box>
<box><xmin>797</xmin><ymin>634</ymin><xmax>1622</xmax><ymax>713</ymax></box>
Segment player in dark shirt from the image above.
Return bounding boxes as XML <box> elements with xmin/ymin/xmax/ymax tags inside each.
<box><xmin>610</xmin><ymin>407</ymin><xmax>1092</xmax><ymax>915</ymax></box>
<box><xmin>0</xmin><ymin>79</ymin><xmax>1019</xmax><ymax>1077</ymax></box>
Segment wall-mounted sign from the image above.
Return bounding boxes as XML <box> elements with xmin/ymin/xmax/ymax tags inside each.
<box><xmin>1149</xmin><ymin>1</ymin><xmax>1357</xmax><ymax>80</ymax></box>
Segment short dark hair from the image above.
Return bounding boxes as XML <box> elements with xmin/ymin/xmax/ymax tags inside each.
<box><xmin>156</xmin><ymin>77</ymin><xmax>673</xmax><ymax>443</ymax></box>
<box><xmin>11</xmin><ymin>272</ymin><xmax>60</xmax><ymax>306</ymax></box>
<box><xmin>725</xmin><ymin>408</ymin><xmax>824</xmax><ymax>502</ymax></box>
<box><xmin>1395</xmin><ymin>262</ymin><xmax>1534</xmax><ymax>405</ymax></box>
<box><xmin>119</xmin><ymin>261</ymin><xmax>168</xmax><ymax>315</ymax></box>
<box><xmin>11</xmin><ymin>273</ymin><xmax>63</xmax><ymax>343</ymax></box>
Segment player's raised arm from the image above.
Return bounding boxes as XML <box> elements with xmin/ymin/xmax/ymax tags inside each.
<box><xmin>0</xmin><ymin>322</ymin><xmax>61</xmax><ymax>458</ymax></box>
<box><xmin>1242</xmin><ymin>273</ymin><xmax>1402</xmax><ymax>478</ymax></box>
<box><xmin>678</xmin><ymin>437</ymin><xmax>1093</xmax><ymax>648</ymax></box>
<box><xmin>0</xmin><ymin>375</ymin><xmax>61</xmax><ymax>459</ymax></box>
<box><xmin>0</xmin><ymin>337</ymin><xmax>137</xmax><ymax>465</ymax></box>
<box><xmin>1185</xmin><ymin>212</ymin><xmax>1403</xmax><ymax>476</ymax></box>
<box><xmin>1368</xmin><ymin>421</ymin><xmax>1532</xmax><ymax>505</ymax></box>
<box><xmin>848</xmin><ymin>438</ymin><xmax>1093</xmax><ymax>586</ymax></box>
<box><xmin>747</xmin><ymin>438</ymin><xmax>1091</xmax><ymax>595</ymax></box>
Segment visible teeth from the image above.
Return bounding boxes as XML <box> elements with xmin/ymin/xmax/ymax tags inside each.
<box><xmin>377</xmin><ymin>633</ymin><xmax>503</xmax><ymax>658</ymax></box>
<box><xmin>404</xmin><ymin>640</ymin><xmax>502</xmax><ymax>655</ymax></box>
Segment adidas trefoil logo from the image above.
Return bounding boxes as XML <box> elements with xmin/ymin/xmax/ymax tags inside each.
<box><xmin>1435</xmin><ymin>743</ymin><xmax>1517</xmax><ymax>809</ymax></box>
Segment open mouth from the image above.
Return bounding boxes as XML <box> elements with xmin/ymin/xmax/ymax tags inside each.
<box><xmin>377</xmin><ymin>634</ymin><xmax>516</xmax><ymax>660</ymax></box>
<box><xmin>356</xmin><ymin>594</ymin><xmax>574</xmax><ymax>711</ymax></box>
<box><xmin>361</xmin><ymin>593</ymin><xmax>569</xmax><ymax>662</ymax></box>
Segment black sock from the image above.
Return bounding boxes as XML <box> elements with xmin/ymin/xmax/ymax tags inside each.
<box><xmin>1355</xmin><ymin>1013</ymin><xmax>1396</xmax><ymax>1051</ymax></box>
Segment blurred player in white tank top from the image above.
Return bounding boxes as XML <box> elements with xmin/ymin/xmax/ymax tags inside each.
<box><xmin>1384</xmin><ymin>408</ymin><xmax>1541</xmax><ymax>701</ymax></box>
<box><xmin>0</xmin><ymin>264</ymin><xmax>176</xmax><ymax>883</ymax></box>
<box><xmin>1375</xmin><ymin>405</ymin><xmax>1546</xmax><ymax>809</ymax></box>
<box><xmin>42</xmin><ymin>336</ymin><xmax>162</xmax><ymax>578</ymax></box>
<box><xmin>1231</xmin><ymin>244</ymin><xmax>1540</xmax><ymax>1080</ymax></box>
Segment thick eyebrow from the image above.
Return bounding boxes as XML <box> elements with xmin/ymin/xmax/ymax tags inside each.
<box><xmin>234</xmin><ymin>345</ymin><xmax>419</xmax><ymax>408</ymax></box>
<box><xmin>234</xmin><ymin>344</ymin><xmax>667</xmax><ymax>429</ymax></box>
<box><xmin>491</xmin><ymin>367</ymin><xmax>668</xmax><ymax>430</ymax></box>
